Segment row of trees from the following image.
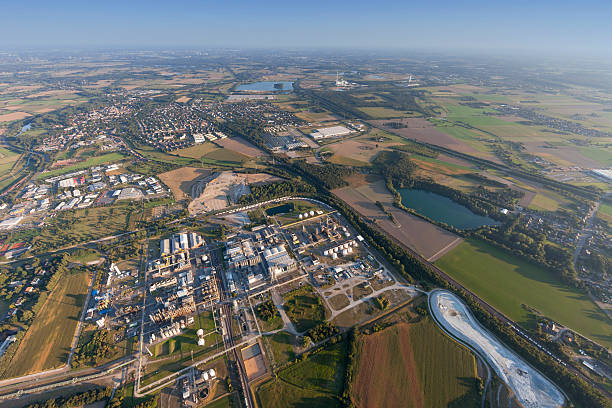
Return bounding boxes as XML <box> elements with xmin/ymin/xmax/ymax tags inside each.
<box><xmin>237</xmin><ymin>181</ymin><xmax>315</xmax><ymax>205</ymax></box>
<box><xmin>25</xmin><ymin>387</ymin><xmax>112</xmax><ymax>408</ymax></box>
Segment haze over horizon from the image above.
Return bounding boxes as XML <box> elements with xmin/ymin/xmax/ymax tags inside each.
<box><xmin>2</xmin><ymin>0</ymin><xmax>611</xmax><ymax>58</ymax></box>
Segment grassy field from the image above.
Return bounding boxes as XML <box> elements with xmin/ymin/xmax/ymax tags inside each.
<box><xmin>352</xmin><ymin>318</ymin><xmax>478</xmax><ymax>408</ymax></box>
<box><xmin>578</xmin><ymin>146</ymin><xmax>612</xmax><ymax>166</ymax></box>
<box><xmin>597</xmin><ymin>202</ymin><xmax>612</xmax><ymax>226</ymax></box>
<box><xmin>357</xmin><ymin>106</ymin><xmax>412</xmax><ymax>118</ymax></box>
<box><xmin>264</xmin><ymin>331</ymin><xmax>295</xmax><ymax>367</ymax></box>
<box><xmin>36</xmin><ymin>152</ymin><xmax>126</xmax><ymax>180</ymax></box>
<box><xmin>256</xmin><ymin>341</ymin><xmax>346</xmax><ymax>408</ymax></box>
<box><xmin>327</xmin><ymin>154</ymin><xmax>371</xmax><ymax>167</ymax></box>
<box><xmin>283</xmin><ymin>285</ymin><xmax>327</xmax><ymax>332</ymax></box>
<box><xmin>4</xmin><ymin>269</ymin><xmax>90</xmax><ymax>378</ymax></box>
<box><xmin>436</xmin><ymin>240</ymin><xmax>612</xmax><ymax>348</ymax></box>
<box><xmin>151</xmin><ymin>310</ymin><xmax>218</xmax><ymax>358</ymax></box>
<box><xmin>200</xmin><ymin>148</ymin><xmax>248</xmax><ymax>166</ymax></box>
<box><xmin>175</xmin><ymin>143</ymin><xmax>219</xmax><ymax>159</ymax></box>
<box><xmin>0</xmin><ymin>146</ymin><xmax>23</xmax><ymax>191</ymax></box>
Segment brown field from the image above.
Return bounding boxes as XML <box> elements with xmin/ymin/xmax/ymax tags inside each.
<box><xmin>523</xmin><ymin>141</ymin><xmax>603</xmax><ymax>168</ymax></box>
<box><xmin>244</xmin><ymin>354</ymin><xmax>267</xmax><ymax>380</ymax></box>
<box><xmin>354</xmin><ymin>324</ymin><xmax>423</xmax><ymax>408</ymax></box>
<box><xmin>333</xmin><ymin>178</ymin><xmax>462</xmax><ymax>261</ymax></box>
<box><xmin>352</xmin><ymin>320</ymin><xmax>478</xmax><ymax>408</ymax></box>
<box><xmin>326</xmin><ymin>139</ymin><xmax>394</xmax><ymax>164</ymax></box>
<box><xmin>216</xmin><ymin>136</ymin><xmax>266</xmax><ymax>157</ymax></box>
<box><xmin>371</xmin><ymin>118</ymin><xmax>486</xmax><ymax>157</ymax></box>
<box><xmin>158</xmin><ymin>166</ymin><xmax>212</xmax><ymax>200</ymax></box>
<box><xmin>0</xmin><ymin>111</ymin><xmax>32</xmax><ymax>122</ymax></box>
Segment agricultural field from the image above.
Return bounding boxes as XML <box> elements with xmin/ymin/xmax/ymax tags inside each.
<box><xmin>436</xmin><ymin>240</ymin><xmax>612</xmax><ymax>348</ymax></box>
<box><xmin>283</xmin><ymin>285</ymin><xmax>327</xmax><ymax>333</ymax></box>
<box><xmin>36</xmin><ymin>152</ymin><xmax>126</xmax><ymax>180</ymax></box>
<box><xmin>352</xmin><ymin>318</ymin><xmax>479</xmax><ymax>408</ymax></box>
<box><xmin>0</xmin><ymin>146</ymin><xmax>23</xmax><ymax>190</ymax></box>
<box><xmin>215</xmin><ymin>137</ymin><xmax>266</xmax><ymax>157</ymax></box>
<box><xmin>256</xmin><ymin>341</ymin><xmax>346</xmax><ymax>408</ymax></box>
<box><xmin>200</xmin><ymin>148</ymin><xmax>249</xmax><ymax>167</ymax></box>
<box><xmin>175</xmin><ymin>143</ymin><xmax>219</xmax><ymax>159</ymax></box>
<box><xmin>3</xmin><ymin>268</ymin><xmax>90</xmax><ymax>378</ymax></box>
<box><xmin>357</xmin><ymin>106</ymin><xmax>413</xmax><ymax>118</ymax></box>
<box><xmin>596</xmin><ymin>202</ymin><xmax>612</xmax><ymax>227</ymax></box>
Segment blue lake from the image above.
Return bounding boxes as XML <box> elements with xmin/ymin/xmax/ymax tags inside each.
<box><xmin>235</xmin><ymin>81</ymin><xmax>294</xmax><ymax>92</ymax></box>
<box><xmin>399</xmin><ymin>188</ymin><xmax>500</xmax><ymax>230</ymax></box>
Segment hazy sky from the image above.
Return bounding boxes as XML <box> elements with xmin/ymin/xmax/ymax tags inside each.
<box><xmin>2</xmin><ymin>0</ymin><xmax>611</xmax><ymax>56</ymax></box>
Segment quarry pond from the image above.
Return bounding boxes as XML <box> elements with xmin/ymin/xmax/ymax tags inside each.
<box><xmin>398</xmin><ymin>188</ymin><xmax>500</xmax><ymax>230</ymax></box>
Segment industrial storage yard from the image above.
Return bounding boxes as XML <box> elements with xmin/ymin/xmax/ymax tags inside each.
<box><xmin>429</xmin><ymin>289</ymin><xmax>566</xmax><ymax>408</ymax></box>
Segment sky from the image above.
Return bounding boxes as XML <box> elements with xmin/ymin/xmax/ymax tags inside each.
<box><xmin>2</xmin><ymin>0</ymin><xmax>612</xmax><ymax>57</ymax></box>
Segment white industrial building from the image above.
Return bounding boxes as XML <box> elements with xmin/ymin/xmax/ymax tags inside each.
<box><xmin>263</xmin><ymin>244</ymin><xmax>296</xmax><ymax>279</ymax></box>
<box><xmin>310</xmin><ymin>125</ymin><xmax>353</xmax><ymax>140</ymax></box>
<box><xmin>160</xmin><ymin>232</ymin><xmax>204</xmax><ymax>255</ymax></box>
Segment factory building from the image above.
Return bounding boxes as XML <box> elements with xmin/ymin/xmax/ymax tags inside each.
<box><xmin>263</xmin><ymin>244</ymin><xmax>296</xmax><ymax>280</ymax></box>
<box><xmin>160</xmin><ymin>232</ymin><xmax>204</xmax><ymax>255</ymax></box>
<box><xmin>310</xmin><ymin>125</ymin><xmax>352</xmax><ymax>140</ymax></box>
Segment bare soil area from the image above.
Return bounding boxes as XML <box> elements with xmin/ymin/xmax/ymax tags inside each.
<box><xmin>216</xmin><ymin>136</ymin><xmax>267</xmax><ymax>157</ymax></box>
<box><xmin>158</xmin><ymin>166</ymin><xmax>212</xmax><ymax>201</ymax></box>
<box><xmin>333</xmin><ymin>178</ymin><xmax>461</xmax><ymax>261</ymax></box>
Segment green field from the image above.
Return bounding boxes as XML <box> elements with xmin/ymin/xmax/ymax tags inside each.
<box><xmin>151</xmin><ymin>310</ymin><xmax>218</xmax><ymax>358</ymax></box>
<box><xmin>358</xmin><ymin>106</ymin><xmax>413</xmax><ymax>118</ymax></box>
<box><xmin>200</xmin><ymin>148</ymin><xmax>248</xmax><ymax>166</ymax></box>
<box><xmin>3</xmin><ymin>269</ymin><xmax>90</xmax><ymax>378</ymax></box>
<box><xmin>0</xmin><ymin>148</ymin><xmax>23</xmax><ymax>191</ymax></box>
<box><xmin>37</xmin><ymin>152</ymin><xmax>126</xmax><ymax>180</ymax></box>
<box><xmin>352</xmin><ymin>318</ymin><xmax>479</xmax><ymax>408</ymax></box>
<box><xmin>597</xmin><ymin>202</ymin><xmax>612</xmax><ymax>226</ymax></box>
<box><xmin>328</xmin><ymin>154</ymin><xmax>370</xmax><ymax>167</ymax></box>
<box><xmin>264</xmin><ymin>331</ymin><xmax>295</xmax><ymax>367</ymax></box>
<box><xmin>175</xmin><ymin>143</ymin><xmax>219</xmax><ymax>159</ymax></box>
<box><xmin>283</xmin><ymin>285</ymin><xmax>327</xmax><ymax>333</ymax></box>
<box><xmin>578</xmin><ymin>146</ymin><xmax>612</xmax><ymax>166</ymax></box>
<box><xmin>436</xmin><ymin>240</ymin><xmax>612</xmax><ymax>348</ymax></box>
<box><xmin>256</xmin><ymin>341</ymin><xmax>346</xmax><ymax>408</ymax></box>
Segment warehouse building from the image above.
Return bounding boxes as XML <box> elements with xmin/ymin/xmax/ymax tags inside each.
<box><xmin>310</xmin><ymin>125</ymin><xmax>352</xmax><ymax>140</ymax></box>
